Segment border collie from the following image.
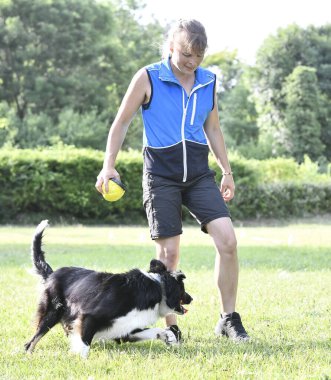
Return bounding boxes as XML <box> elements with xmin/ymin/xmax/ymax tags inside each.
<box><xmin>25</xmin><ymin>220</ymin><xmax>192</xmax><ymax>358</ymax></box>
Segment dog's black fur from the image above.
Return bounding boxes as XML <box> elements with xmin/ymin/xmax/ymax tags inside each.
<box><xmin>25</xmin><ymin>220</ymin><xmax>192</xmax><ymax>358</ymax></box>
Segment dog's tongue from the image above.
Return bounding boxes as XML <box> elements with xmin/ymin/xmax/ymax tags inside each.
<box><xmin>180</xmin><ymin>301</ymin><xmax>188</xmax><ymax>314</ymax></box>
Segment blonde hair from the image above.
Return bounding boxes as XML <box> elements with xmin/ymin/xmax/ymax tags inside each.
<box><xmin>162</xmin><ymin>19</ymin><xmax>208</xmax><ymax>58</ymax></box>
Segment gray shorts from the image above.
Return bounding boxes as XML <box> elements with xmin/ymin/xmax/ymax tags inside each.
<box><xmin>142</xmin><ymin>171</ymin><xmax>230</xmax><ymax>239</ymax></box>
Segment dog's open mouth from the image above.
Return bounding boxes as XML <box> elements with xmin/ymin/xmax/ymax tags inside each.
<box><xmin>181</xmin><ymin>305</ymin><xmax>188</xmax><ymax>314</ymax></box>
<box><xmin>175</xmin><ymin>301</ymin><xmax>188</xmax><ymax>314</ymax></box>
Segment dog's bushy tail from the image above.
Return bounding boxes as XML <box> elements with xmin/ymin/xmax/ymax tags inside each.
<box><xmin>31</xmin><ymin>220</ymin><xmax>53</xmax><ymax>280</ymax></box>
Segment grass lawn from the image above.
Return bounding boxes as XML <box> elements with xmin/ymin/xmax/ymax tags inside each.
<box><xmin>0</xmin><ymin>221</ymin><xmax>330</xmax><ymax>380</ymax></box>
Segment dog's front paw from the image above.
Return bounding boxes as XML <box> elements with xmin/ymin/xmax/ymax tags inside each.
<box><xmin>69</xmin><ymin>334</ymin><xmax>90</xmax><ymax>359</ymax></box>
<box><xmin>157</xmin><ymin>328</ymin><xmax>179</xmax><ymax>346</ymax></box>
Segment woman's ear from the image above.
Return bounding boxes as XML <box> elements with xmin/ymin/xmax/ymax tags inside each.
<box><xmin>169</xmin><ymin>41</ymin><xmax>174</xmax><ymax>55</ymax></box>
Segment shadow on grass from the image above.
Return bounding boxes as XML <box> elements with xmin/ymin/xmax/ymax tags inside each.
<box><xmin>93</xmin><ymin>335</ymin><xmax>330</xmax><ymax>358</ymax></box>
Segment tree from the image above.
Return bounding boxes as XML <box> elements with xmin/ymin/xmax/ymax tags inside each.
<box><xmin>0</xmin><ymin>0</ymin><xmax>119</xmax><ymax>120</ymax></box>
<box><xmin>203</xmin><ymin>50</ymin><xmax>258</xmax><ymax>153</ymax></box>
<box><xmin>111</xmin><ymin>1</ymin><xmax>164</xmax><ymax>150</ymax></box>
<box><xmin>255</xmin><ymin>24</ymin><xmax>331</xmax><ymax>160</ymax></box>
<box><xmin>0</xmin><ymin>0</ymin><xmax>163</xmax><ymax>149</ymax></box>
<box><xmin>220</xmin><ymin>79</ymin><xmax>258</xmax><ymax>148</ymax></box>
<box><xmin>283</xmin><ymin>66</ymin><xmax>324</xmax><ymax>162</ymax></box>
<box><xmin>203</xmin><ymin>50</ymin><xmax>242</xmax><ymax>93</ymax></box>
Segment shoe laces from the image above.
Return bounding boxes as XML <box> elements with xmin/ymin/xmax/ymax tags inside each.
<box><xmin>168</xmin><ymin>324</ymin><xmax>182</xmax><ymax>341</ymax></box>
<box><xmin>225</xmin><ymin>314</ymin><xmax>248</xmax><ymax>335</ymax></box>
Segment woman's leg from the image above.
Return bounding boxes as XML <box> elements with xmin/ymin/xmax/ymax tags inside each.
<box><xmin>154</xmin><ymin>235</ymin><xmax>181</xmax><ymax>326</ymax></box>
<box><xmin>207</xmin><ymin>217</ymin><xmax>249</xmax><ymax>341</ymax></box>
<box><xmin>206</xmin><ymin>217</ymin><xmax>238</xmax><ymax>314</ymax></box>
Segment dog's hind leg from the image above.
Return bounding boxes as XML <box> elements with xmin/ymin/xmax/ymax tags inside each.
<box><xmin>24</xmin><ymin>309</ymin><xmax>61</xmax><ymax>353</ymax></box>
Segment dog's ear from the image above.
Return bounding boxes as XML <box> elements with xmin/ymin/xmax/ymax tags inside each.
<box><xmin>149</xmin><ymin>259</ymin><xmax>167</xmax><ymax>274</ymax></box>
<box><xmin>171</xmin><ymin>270</ymin><xmax>186</xmax><ymax>281</ymax></box>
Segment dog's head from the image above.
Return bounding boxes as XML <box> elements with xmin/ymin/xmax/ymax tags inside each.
<box><xmin>149</xmin><ymin>259</ymin><xmax>193</xmax><ymax>315</ymax></box>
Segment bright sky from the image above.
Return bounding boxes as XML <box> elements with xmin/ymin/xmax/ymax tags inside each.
<box><xmin>139</xmin><ymin>0</ymin><xmax>330</xmax><ymax>65</ymax></box>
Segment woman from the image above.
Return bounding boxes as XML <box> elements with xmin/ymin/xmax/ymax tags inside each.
<box><xmin>95</xmin><ymin>19</ymin><xmax>249</xmax><ymax>343</ymax></box>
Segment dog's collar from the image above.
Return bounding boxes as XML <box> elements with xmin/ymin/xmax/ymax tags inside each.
<box><xmin>141</xmin><ymin>270</ymin><xmax>161</xmax><ymax>283</ymax></box>
<box><xmin>141</xmin><ymin>273</ymin><xmax>172</xmax><ymax>316</ymax></box>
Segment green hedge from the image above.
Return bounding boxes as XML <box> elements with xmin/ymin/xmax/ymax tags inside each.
<box><xmin>0</xmin><ymin>147</ymin><xmax>145</xmax><ymax>224</ymax></box>
<box><xmin>231</xmin><ymin>182</ymin><xmax>331</xmax><ymax>220</ymax></box>
<box><xmin>0</xmin><ymin>148</ymin><xmax>330</xmax><ymax>224</ymax></box>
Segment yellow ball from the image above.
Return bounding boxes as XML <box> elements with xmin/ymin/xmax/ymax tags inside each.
<box><xmin>102</xmin><ymin>179</ymin><xmax>126</xmax><ymax>202</ymax></box>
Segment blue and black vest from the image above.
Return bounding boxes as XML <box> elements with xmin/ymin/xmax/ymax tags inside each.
<box><xmin>142</xmin><ymin>58</ymin><xmax>216</xmax><ymax>182</ymax></box>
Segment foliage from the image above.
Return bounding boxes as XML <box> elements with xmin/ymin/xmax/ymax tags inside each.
<box><xmin>0</xmin><ymin>0</ymin><xmax>117</xmax><ymax>119</ymax></box>
<box><xmin>56</xmin><ymin>108</ymin><xmax>110</xmax><ymax>150</ymax></box>
<box><xmin>248</xmin><ymin>155</ymin><xmax>331</xmax><ymax>184</ymax></box>
<box><xmin>232</xmin><ymin>181</ymin><xmax>331</xmax><ymax>220</ymax></box>
<box><xmin>0</xmin><ymin>0</ymin><xmax>163</xmax><ymax>149</ymax></box>
<box><xmin>283</xmin><ymin>66</ymin><xmax>325</xmax><ymax>162</ymax></box>
<box><xmin>0</xmin><ymin>101</ymin><xmax>18</xmax><ymax>146</ymax></box>
<box><xmin>0</xmin><ymin>103</ymin><xmax>112</xmax><ymax>150</ymax></box>
<box><xmin>0</xmin><ymin>148</ymin><xmax>330</xmax><ymax>224</ymax></box>
<box><xmin>203</xmin><ymin>51</ymin><xmax>259</xmax><ymax>151</ymax></box>
<box><xmin>0</xmin><ymin>2</ymin><xmax>330</xmax><ymax>165</ymax></box>
<box><xmin>203</xmin><ymin>50</ymin><xmax>242</xmax><ymax>92</ymax></box>
<box><xmin>0</xmin><ymin>147</ymin><xmax>144</xmax><ymax>224</ymax></box>
<box><xmin>220</xmin><ymin>78</ymin><xmax>258</xmax><ymax>150</ymax></box>
<box><xmin>255</xmin><ymin>24</ymin><xmax>331</xmax><ymax>160</ymax></box>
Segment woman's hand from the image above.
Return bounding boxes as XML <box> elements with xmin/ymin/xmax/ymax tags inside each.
<box><xmin>220</xmin><ymin>175</ymin><xmax>235</xmax><ymax>202</ymax></box>
<box><xmin>95</xmin><ymin>167</ymin><xmax>120</xmax><ymax>194</ymax></box>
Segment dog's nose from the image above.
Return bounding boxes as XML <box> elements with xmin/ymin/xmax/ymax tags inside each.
<box><xmin>184</xmin><ymin>293</ymin><xmax>193</xmax><ymax>304</ymax></box>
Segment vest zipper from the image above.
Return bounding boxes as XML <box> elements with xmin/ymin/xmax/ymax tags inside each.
<box><xmin>181</xmin><ymin>80</ymin><xmax>214</xmax><ymax>182</ymax></box>
<box><xmin>181</xmin><ymin>90</ymin><xmax>188</xmax><ymax>182</ymax></box>
<box><xmin>190</xmin><ymin>93</ymin><xmax>197</xmax><ymax>125</ymax></box>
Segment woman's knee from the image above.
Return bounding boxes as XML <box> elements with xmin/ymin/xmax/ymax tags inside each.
<box><xmin>155</xmin><ymin>236</ymin><xmax>180</xmax><ymax>270</ymax></box>
<box><xmin>207</xmin><ymin>218</ymin><xmax>237</xmax><ymax>254</ymax></box>
<box><xmin>215</xmin><ymin>235</ymin><xmax>237</xmax><ymax>254</ymax></box>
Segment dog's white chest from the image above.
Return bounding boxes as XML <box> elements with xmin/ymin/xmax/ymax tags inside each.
<box><xmin>93</xmin><ymin>305</ymin><xmax>159</xmax><ymax>341</ymax></box>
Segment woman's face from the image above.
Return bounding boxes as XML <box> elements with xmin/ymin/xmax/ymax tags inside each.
<box><xmin>170</xmin><ymin>33</ymin><xmax>205</xmax><ymax>76</ymax></box>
